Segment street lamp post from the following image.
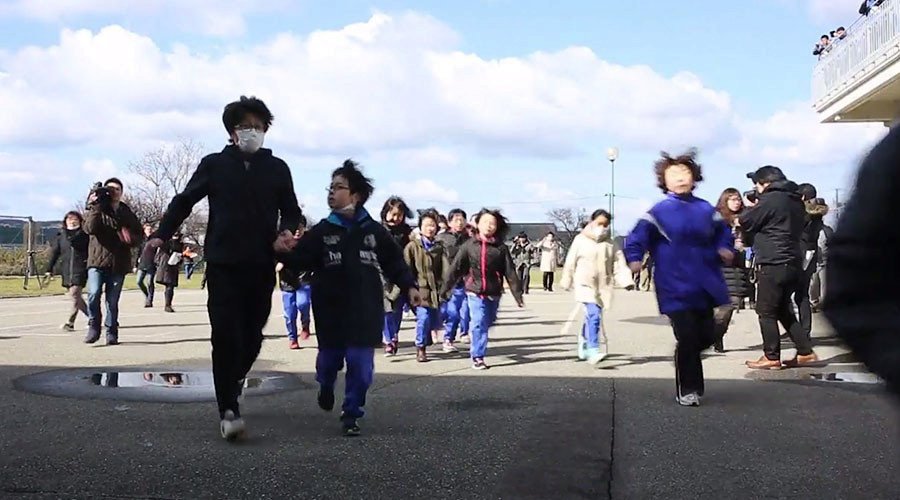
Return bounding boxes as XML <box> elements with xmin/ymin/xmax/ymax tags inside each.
<box><xmin>606</xmin><ymin>147</ymin><xmax>619</xmax><ymax>235</ymax></box>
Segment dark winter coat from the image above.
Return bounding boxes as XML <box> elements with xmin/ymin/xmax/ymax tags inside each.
<box><xmin>154</xmin><ymin>239</ymin><xmax>184</xmax><ymax>287</ymax></box>
<box><xmin>404</xmin><ymin>236</ymin><xmax>451</xmax><ymax>308</ymax></box>
<box><xmin>738</xmin><ymin>181</ymin><xmax>805</xmax><ymax>267</ymax></box>
<box><xmin>280</xmin><ymin>208</ymin><xmax>416</xmax><ymax>349</ymax></box>
<box><xmin>801</xmin><ymin>199</ymin><xmax>830</xmax><ymax>261</ymax></box>
<box><xmin>823</xmin><ymin>124</ymin><xmax>900</xmax><ymax>395</ymax></box>
<box><xmin>279</xmin><ymin>265</ymin><xmax>311</xmax><ymax>292</ymax></box>
<box><xmin>722</xmin><ymin>251</ymin><xmax>752</xmax><ymax>299</ymax></box>
<box><xmin>441</xmin><ymin>235</ymin><xmax>523</xmax><ymax>302</ymax></box>
<box><xmin>435</xmin><ymin>230</ymin><xmax>469</xmax><ymax>287</ymax></box>
<box><xmin>83</xmin><ymin>202</ymin><xmax>143</xmax><ymax>276</ymax></box>
<box><xmin>382</xmin><ymin>222</ymin><xmax>413</xmax><ymax>305</ymax></box>
<box><xmin>46</xmin><ymin>228</ymin><xmax>89</xmax><ymax>288</ymax></box>
<box><xmin>137</xmin><ymin>241</ymin><xmax>158</xmax><ymax>272</ymax></box>
<box><xmin>155</xmin><ymin>145</ymin><xmax>302</xmax><ymax>265</ymax></box>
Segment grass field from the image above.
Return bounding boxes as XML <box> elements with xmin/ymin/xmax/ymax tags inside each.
<box><xmin>0</xmin><ymin>273</ymin><xmax>206</xmax><ymax>299</ymax></box>
<box><xmin>0</xmin><ymin>268</ymin><xmax>560</xmax><ymax>299</ymax></box>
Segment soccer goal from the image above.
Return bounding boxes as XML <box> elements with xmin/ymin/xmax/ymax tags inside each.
<box><xmin>0</xmin><ymin>215</ymin><xmax>46</xmax><ymax>290</ymax></box>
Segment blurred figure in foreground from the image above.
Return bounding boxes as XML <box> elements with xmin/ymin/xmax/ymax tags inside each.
<box><xmin>823</xmin><ymin>126</ymin><xmax>900</xmax><ymax>396</ymax></box>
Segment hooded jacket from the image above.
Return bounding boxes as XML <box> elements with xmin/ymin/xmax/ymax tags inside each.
<box><xmin>280</xmin><ymin>208</ymin><xmax>416</xmax><ymax>348</ymax></box>
<box><xmin>46</xmin><ymin>228</ymin><xmax>89</xmax><ymax>288</ymax></box>
<box><xmin>625</xmin><ymin>193</ymin><xmax>733</xmax><ymax>315</ymax></box>
<box><xmin>441</xmin><ymin>233</ymin><xmax>523</xmax><ymax>303</ymax></box>
<box><xmin>801</xmin><ymin>199</ymin><xmax>830</xmax><ymax>253</ymax></box>
<box><xmin>560</xmin><ymin>229</ymin><xmax>627</xmax><ymax>307</ymax></box>
<box><xmin>737</xmin><ymin>180</ymin><xmax>805</xmax><ymax>266</ymax></box>
<box><xmin>404</xmin><ymin>235</ymin><xmax>451</xmax><ymax>308</ymax></box>
<box><xmin>155</xmin><ymin>145</ymin><xmax>302</xmax><ymax>265</ymax></box>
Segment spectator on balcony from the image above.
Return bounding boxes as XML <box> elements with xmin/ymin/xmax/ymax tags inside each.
<box><xmin>832</xmin><ymin>26</ymin><xmax>847</xmax><ymax>41</ymax></box>
<box><xmin>860</xmin><ymin>0</ymin><xmax>886</xmax><ymax>16</ymax></box>
<box><xmin>813</xmin><ymin>35</ymin><xmax>831</xmax><ymax>59</ymax></box>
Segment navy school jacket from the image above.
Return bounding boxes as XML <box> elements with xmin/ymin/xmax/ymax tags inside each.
<box><xmin>279</xmin><ymin>208</ymin><xmax>416</xmax><ymax>348</ymax></box>
<box><xmin>624</xmin><ymin>193</ymin><xmax>733</xmax><ymax>315</ymax></box>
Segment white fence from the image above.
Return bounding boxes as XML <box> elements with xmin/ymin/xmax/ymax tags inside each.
<box><xmin>812</xmin><ymin>0</ymin><xmax>900</xmax><ymax>107</ymax></box>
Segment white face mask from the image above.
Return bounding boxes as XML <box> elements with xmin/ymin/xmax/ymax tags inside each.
<box><xmin>236</xmin><ymin>129</ymin><xmax>265</xmax><ymax>153</ymax></box>
<box><xmin>592</xmin><ymin>225</ymin><xmax>610</xmax><ymax>239</ymax></box>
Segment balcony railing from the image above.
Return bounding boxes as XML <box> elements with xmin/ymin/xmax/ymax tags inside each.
<box><xmin>812</xmin><ymin>0</ymin><xmax>900</xmax><ymax>108</ymax></box>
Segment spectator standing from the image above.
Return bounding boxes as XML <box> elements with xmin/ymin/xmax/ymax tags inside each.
<box><xmin>795</xmin><ymin>183</ymin><xmax>829</xmax><ymax>338</ymax></box>
<box><xmin>539</xmin><ymin>232</ymin><xmax>559</xmax><ymax>291</ymax></box>
<box><xmin>154</xmin><ymin>232</ymin><xmax>184</xmax><ymax>313</ymax></box>
<box><xmin>45</xmin><ymin>211</ymin><xmax>89</xmax><ymax>332</ymax></box>
<box><xmin>136</xmin><ymin>224</ymin><xmax>158</xmax><ymax>307</ymax></box>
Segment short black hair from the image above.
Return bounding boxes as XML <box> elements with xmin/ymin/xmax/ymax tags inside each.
<box><xmin>821</xmin><ymin>34</ymin><xmax>830</xmax><ymax>40</ymax></box>
<box><xmin>62</xmin><ymin>211</ymin><xmax>83</xmax><ymax>227</ymax></box>
<box><xmin>474</xmin><ymin>208</ymin><xmax>511</xmax><ymax>241</ymax></box>
<box><xmin>438</xmin><ymin>214</ymin><xmax>448</xmax><ymax>225</ymax></box>
<box><xmin>105</xmin><ymin>177</ymin><xmax>123</xmax><ymax>188</ymax></box>
<box><xmin>298</xmin><ymin>214</ymin><xmax>308</xmax><ymax>228</ymax></box>
<box><xmin>222</xmin><ymin>96</ymin><xmax>274</xmax><ymax>135</ymax></box>
<box><xmin>332</xmin><ymin>159</ymin><xmax>374</xmax><ymax>205</ymax></box>
<box><xmin>747</xmin><ymin>165</ymin><xmax>786</xmax><ymax>184</ymax></box>
<box><xmin>418</xmin><ymin>208</ymin><xmax>441</xmax><ymax>228</ymax></box>
<box><xmin>797</xmin><ymin>183</ymin><xmax>817</xmax><ymax>200</ymax></box>
<box><xmin>837</xmin><ymin>26</ymin><xmax>845</xmax><ymax>31</ymax></box>
<box><xmin>590</xmin><ymin>209</ymin><xmax>612</xmax><ymax>222</ymax></box>
<box><xmin>653</xmin><ymin>149</ymin><xmax>703</xmax><ymax>193</ymax></box>
<box><xmin>381</xmin><ymin>196</ymin><xmax>414</xmax><ymax>221</ymax></box>
<box><xmin>447</xmin><ymin>208</ymin><xmax>467</xmax><ymax>221</ymax></box>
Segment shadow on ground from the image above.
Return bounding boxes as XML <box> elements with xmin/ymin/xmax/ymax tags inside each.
<box><xmin>1</xmin><ymin>363</ymin><xmax>897</xmax><ymax>500</ymax></box>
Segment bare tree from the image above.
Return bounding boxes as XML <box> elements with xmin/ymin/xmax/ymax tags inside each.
<box><xmin>546</xmin><ymin>207</ymin><xmax>587</xmax><ymax>253</ymax></box>
<box><xmin>127</xmin><ymin>138</ymin><xmax>208</xmax><ymax>243</ymax></box>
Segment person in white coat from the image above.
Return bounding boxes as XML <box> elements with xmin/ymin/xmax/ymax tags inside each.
<box><xmin>539</xmin><ymin>232</ymin><xmax>560</xmax><ymax>291</ymax></box>
<box><xmin>559</xmin><ymin>209</ymin><xmax>627</xmax><ymax>364</ymax></box>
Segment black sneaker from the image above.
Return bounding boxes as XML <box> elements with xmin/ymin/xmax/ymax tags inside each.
<box><xmin>106</xmin><ymin>335</ymin><xmax>119</xmax><ymax>346</ymax></box>
<box><xmin>341</xmin><ymin>417</ymin><xmax>361</xmax><ymax>437</ymax></box>
<box><xmin>318</xmin><ymin>387</ymin><xmax>335</xmax><ymax>411</ymax></box>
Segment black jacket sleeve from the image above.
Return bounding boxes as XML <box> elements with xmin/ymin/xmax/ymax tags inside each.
<box><xmin>46</xmin><ymin>235</ymin><xmax>61</xmax><ymax>273</ymax></box>
<box><xmin>501</xmin><ymin>244</ymin><xmax>523</xmax><ymax>303</ymax></box>
<box><xmin>738</xmin><ymin>199</ymin><xmax>771</xmax><ymax>236</ymax></box>
<box><xmin>376</xmin><ymin>227</ymin><xmax>416</xmax><ymax>293</ymax></box>
<box><xmin>156</xmin><ymin>158</ymin><xmax>210</xmax><ymax>241</ymax></box>
<box><xmin>278</xmin><ymin>162</ymin><xmax>302</xmax><ymax>234</ymax></box>
<box><xmin>278</xmin><ymin>225</ymin><xmax>323</xmax><ymax>273</ymax></box>
<box><xmin>441</xmin><ymin>242</ymin><xmax>471</xmax><ymax>296</ymax></box>
<box><xmin>823</xmin><ymin>126</ymin><xmax>900</xmax><ymax>395</ymax></box>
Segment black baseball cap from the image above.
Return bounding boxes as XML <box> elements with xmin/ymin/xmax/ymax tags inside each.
<box><xmin>746</xmin><ymin>165</ymin><xmax>786</xmax><ymax>184</ymax></box>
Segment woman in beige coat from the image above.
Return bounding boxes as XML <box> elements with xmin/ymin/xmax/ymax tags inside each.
<box><xmin>560</xmin><ymin>209</ymin><xmax>627</xmax><ymax>364</ymax></box>
<box><xmin>539</xmin><ymin>232</ymin><xmax>560</xmax><ymax>291</ymax></box>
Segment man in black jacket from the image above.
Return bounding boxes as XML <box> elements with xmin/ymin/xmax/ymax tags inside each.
<box><xmin>150</xmin><ymin>96</ymin><xmax>302</xmax><ymax>441</ymax></box>
<box><xmin>738</xmin><ymin>166</ymin><xmax>817</xmax><ymax>370</ymax></box>
<box><xmin>794</xmin><ymin>183</ymin><xmax>829</xmax><ymax>338</ymax></box>
<box><xmin>824</xmin><ymin>125</ymin><xmax>900</xmax><ymax>397</ymax></box>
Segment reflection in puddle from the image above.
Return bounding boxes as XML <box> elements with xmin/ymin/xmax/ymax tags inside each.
<box><xmin>808</xmin><ymin>372</ymin><xmax>882</xmax><ymax>384</ymax></box>
<box><xmin>87</xmin><ymin>372</ymin><xmax>264</xmax><ymax>389</ymax></box>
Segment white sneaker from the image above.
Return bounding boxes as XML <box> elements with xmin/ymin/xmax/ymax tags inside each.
<box><xmin>675</xmin><ymin>393</ymin><xmax>701</xmax><ymax>407</ymax></box>
<box><xmin>442</xmin><ymin>341</ymin><xmax>459</xmax><ymax>353</ymax></box>
<box><xmin>587</xmin><ymin>352</ymin><xmax>607</xmax><ymax>365</ymax></box>
<box><xmin>220</xmin><ymin>410</ymin><xmax>246</xmax><ymax>441</ymax></box>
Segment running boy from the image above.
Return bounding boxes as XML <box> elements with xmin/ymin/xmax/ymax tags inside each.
<box><xmin>404</xmin><ymin>208</ymin><xmax>451</xmax><ymax>362</ymax></box>
<box><xmin>442</xmin><ymin>208</ymin><xmax>523</xmax><ymax>369</ymax></box>
<box><xmin>624</xmin><ymin>150</ymin><xmax>733</xmax><ymax>407</ymax></box>
<box><xmin>276</xmin><ymin>160</ymin><xmax>420</xmax><ymax>435</ymax></box>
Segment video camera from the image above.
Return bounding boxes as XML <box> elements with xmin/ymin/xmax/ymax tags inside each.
<box><xmin>743</xmin><ymin>189</ymin><xmax>758</xmax><ymax>204</ymax></box>
<box><xmin>88</xmin><ymin>181</ymin><xmax>112</xmax><ymax>208</ymax></box>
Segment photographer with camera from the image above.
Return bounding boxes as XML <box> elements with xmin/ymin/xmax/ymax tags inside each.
<box><xmin>738</xmin><ymin>166</ymin><xmax>818</xmax><ymax>370</ymax></box>
<box><xmin>82</xmin><ymin>177</ymin><xmax>143</xmax><ymax>345</ymax></box>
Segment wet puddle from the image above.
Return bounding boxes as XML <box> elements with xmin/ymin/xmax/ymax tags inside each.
<box><xmin>807</xmin><ymin>372</ymin><xmax>883</xmax><ymax>384</ymax></box>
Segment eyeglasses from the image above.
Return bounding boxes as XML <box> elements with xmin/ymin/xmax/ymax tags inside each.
<box><xmin>235</xmin><ymin>124</ymin><xmax>264</xmax><ymax>132</ymax></box>
<box><xmin>327</xmin><ymin>185</ymin><xmax>350</xmax><ymax>193</ymax></box>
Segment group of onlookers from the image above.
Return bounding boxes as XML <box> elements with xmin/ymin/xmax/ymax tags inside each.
<box><xmin>813</xmin><ymin>0</ymin><xmax>891</xmax><ymax>59</ymax></box>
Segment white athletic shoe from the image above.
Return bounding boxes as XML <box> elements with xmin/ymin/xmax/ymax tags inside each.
<box><xmin>442</xmin><ymin>341</ymin><xmax>459</xmax><ymax>353</ymax></box>
<box><xmin>675</xmin><ymin>393</ymin><xmax>701</xmax><ymax>407</ymax></box>
<box><xmin>587</xmin><ymin>352</ymin><xmax>607</xmax><ymax>365</ymax></box>
<box><xmin>220</xmin><ymin>410</ymin><xmax>246</xmax><ymax>441</ymax></box>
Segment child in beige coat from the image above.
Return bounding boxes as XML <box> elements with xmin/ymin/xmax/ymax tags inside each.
<box><xmin>560</xmin><ymin>209</ymin><xmax>627</xmax><ymax>364</ymax></box>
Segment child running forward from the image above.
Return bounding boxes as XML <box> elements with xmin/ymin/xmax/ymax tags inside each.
<box><xmin>441</xmin><ymin>208</ymin><xmax>523</xmax><ymax>370</ymax></box>
<box><xmin>404</xmin><ymin>208</ymin><xmax>451</xmax><ymax>362</ymax></box>
<box><xmin>276</xmin><ymin>160</ymin><xmax>421</xmax><ymax>435</ymax></box>
<box><xmin>624</xmin><ymin>150</ymin><xmax>734</xmax><ymax>407</ymax></box>
<box><xmin>276</xmin><ymin>215</ymin><xmax>312</xmax><ymax>350</ymax></box>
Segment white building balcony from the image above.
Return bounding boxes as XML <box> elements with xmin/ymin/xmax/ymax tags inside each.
<box><xmin>812</xmin><ymin>0</ymin><xmax>900</xmax><ymax>124</ymax></box>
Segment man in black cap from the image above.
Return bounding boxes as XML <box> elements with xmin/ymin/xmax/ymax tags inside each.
<box><xmin>737</xmin><ymin>166</ymin><xmax>818</xmax><ymax>370</ymax></box>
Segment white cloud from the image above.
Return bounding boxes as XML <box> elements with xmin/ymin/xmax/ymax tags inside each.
<box><xmin>523</xmin><ymin>181</ymin><xmax>577</xmax><ymax>202</ymax></box>
<box><xmin>0</xmin><ymin>13</ymin><xmax>740</xmax><ymax>158</ymax></box>
<box><xmin>81</xmin><ymin>158</ymin><xmax>118</xmax><ymax>180</ymax></box>
<box><xmin>0</xmin><ymin>0</ymin><xmax>286</xmax><ymax>36</ymax></box>
<box><xmin>393</xmin><ymin>147</ymin><xmax>460</xmax><ymax>170</ymax></box>
<box><xmin>386</xmin><ymin>179</ymin><xmax>460</xmax><ymax>205</ymax></box>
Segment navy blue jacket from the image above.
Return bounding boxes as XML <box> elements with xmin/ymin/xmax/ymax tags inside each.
<box><xmin>625</xmin><ymin>193</ymin><xmax>733</xmax><ymax>315</ymax></box>
<box><xmin>280</xmin><ymin>208</ymin><xmax>416</xmax><ymax>348</ymax></box>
